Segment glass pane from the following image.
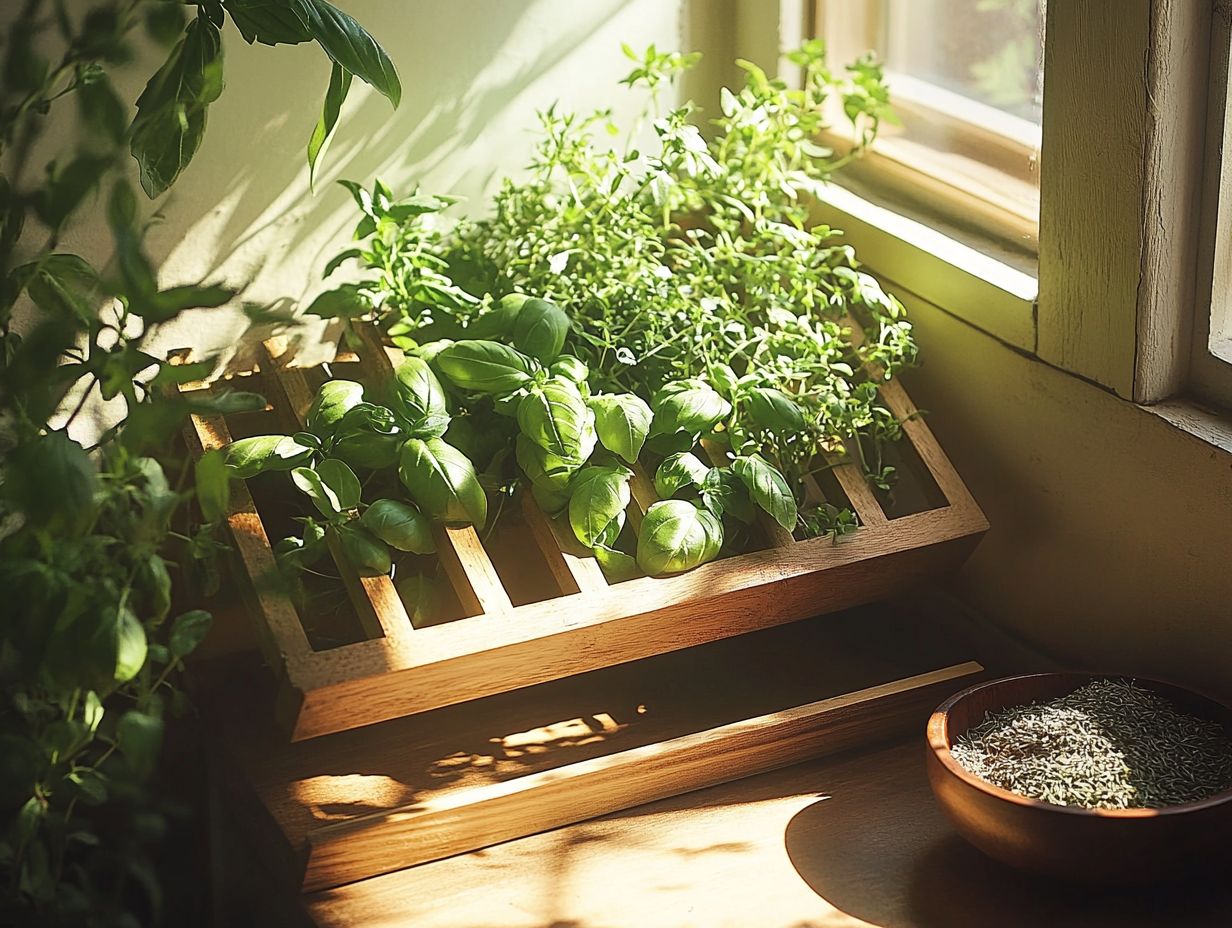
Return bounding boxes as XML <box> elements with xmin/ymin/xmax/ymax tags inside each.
<box><xmin>883</xmin><ymin>0</ymin><xmax>1045</xmax><ymax>124</ymax></box>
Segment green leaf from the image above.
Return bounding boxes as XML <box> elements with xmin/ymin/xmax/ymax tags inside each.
<box><xmin>360</xmin><ymin>499</ymin><xmax>435</xmax><ymax>554</ymax></box>
<box><xmin>650</xmin><ymin>380</ymin><xmax>732</xmax><ymax>437</ymax></box>
<box><xmin>389</xmin><ymin>356</ymin><xmax>450</xmax><ymax>436</ymax></box>
<box><xmin>83</xmin><ymin>691</ymin><xmax>104</xmax><ymax>735</ymax></box>
<box><xmin>223</xmin><ymin>0</ymin><xmax>313</xmax><ymax>45</ymax></box>
<box><xmin>590</xmin><ymin>393</ymin><xmax>653</xmax><ymax>464</ymax></box>
<box><xmin>636</xmin><ymin>500</ymin><xmax>724</xmax><ymax>577</ymax></box>
<box><xmin>306</xmin><ymin>379</ymin><xmax>365</xmax><ymax>438</ymax></box>
<box><xmin>223</xmin><ymin>434</ymin><xmax>314</xmax><ymax>478</ymax></box>
<box><xmin>654</xmin><ymin>452</ymin><xmax>709</xmax><ymax>499</ymax></box>
<box><xmin>517</xmin><ymin>380</ymin><xmax>595</xmax><ymax>462</ymax></box>
<box><xmin>568</xmin><ymin>465</ymin><xmax>631</xmax><ymax>548</ymax></box>
<box><xmin>701</xmin><ymin>467</ymin><xmax>755</xmax><ymax>523</ymax></box>
<box><xmin>549</xmin><ymin>355</ymin><xmax>589</xmax><ymax>384</ymax></box>
<box><xmin>292</xmin><ymin>466</ymin><xmax>343</xmax><ymax>519</ymax></box>
<box><xmin>468</xmin><ymin>292</ymin><xmax>528</xmax><ymax>338</ymax></box>
<box><xmin>511</xmin><ymin>297</ymin><xmax>569</xmax><ymax>363</ymax></box>
<box><xmin>65</xmin><ymin>768</ymin><xmax>108</xmax><ymax>805</ymax></box>
<box><xmin>169</xmin><ymin>609</ymin><xmax>212</xmax><ymax>658</ymax></box>
<box><xmin>594</xmin><ymin>544</ymin><xmax>640</xmax><ymax>583</ymax></box>
<box><xmin>744</xmin><ymin>387</ymin><xmax>806</xmax><ymax>434</ymax></box>
<box><xmin>398</xmin><ymin>438</ymin><xmax>487</xmax><ymax>527</ymax></box>
<box><xmin>304</xmin><ymin>283</ymin><xmax>371</xmax><ymax>319</ymax></box>
<box><xmin>731</xmin><ymin>455</ymin><xmax>797</xmax><ymax>530</ymax></box>
<box><xmin>308</xmin><ymin>62</ymin><xmax>352</xmax><ymax>191</ymax></box>
<box><xmin>117</xmin><ymin>710</ymin><xmax>164</xmax><ymax>779</ymax></box>
<box><xmin>1</xmin><ymin>430</ymin><xmax>96</xmax><ymax>534</ymax></box>
<box><xmin>194</xmin><ymin>448</ymin><xmax>230</xmax><ymax>522</ymax></box>
<box><xmin>515</xmin><ymin>434</ymin><xmax>580</xmax><ymax>499</ymax></box>
<box><xmin>315</xmin><ymin>458</ymin><xmax>362</xmax><ymax>510</ymax></box>
<box><xmin>137</xmin><ymin>555</ymin><xmax>172</xmax><ymax>625</ymax></box>
<box><xmin>130</xmin><ymin>16</ymin><xmax>224</xmax><ymax>197</ymax></box>
<box><xmin>436</xmin><ymin>340</ymin><xmax>540</xmax><ymax>395</ymax></box>
<box><xmin>335</xmin><ymin>522</ymin><xmax>391</xmax><ymax>577</ymax></box>
<box><xmin>291</xmin><ymin>0</ymin><xmax>400</xmax><ymax>107</ymax></box>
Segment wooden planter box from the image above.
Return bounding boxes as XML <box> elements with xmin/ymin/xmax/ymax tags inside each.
<box><xmin>180</xmin><ymin>327</ymin><xmax>987</xmax><ymax>742</ymax></box>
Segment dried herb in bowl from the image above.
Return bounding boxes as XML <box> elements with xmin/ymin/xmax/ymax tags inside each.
<box><xmin>950</xmin><ymin>679</ymin><xmax>1232</xmax><ymax>809</ymax></box>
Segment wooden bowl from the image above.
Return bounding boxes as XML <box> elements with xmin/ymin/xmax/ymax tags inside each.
<box><xmin>926</xmin><ymin>673</ymin><xmax>1232</xmax><ymax>882</ymax></box>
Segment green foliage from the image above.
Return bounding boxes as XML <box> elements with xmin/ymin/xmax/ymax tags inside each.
<box><xmin>318</xmin><ymin>42</ymin><xmax>913</xmax><ymax>545</ymax></box>
<box><xmin>0</xmin><ymin>1</ymin><xmax>396</xmax><ymax>921</ymax></box>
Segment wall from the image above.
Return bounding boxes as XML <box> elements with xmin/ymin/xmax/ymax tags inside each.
<box><xmin>900</xmin><ymin>292</ymin><xmax>1232</xmax><ymax>696</ymax></box>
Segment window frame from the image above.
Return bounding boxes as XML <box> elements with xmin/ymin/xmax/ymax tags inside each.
<box><xmin>812</xmin><ymin>0</ymin><xmax>1042</xmax><ymax>253</ymax></box>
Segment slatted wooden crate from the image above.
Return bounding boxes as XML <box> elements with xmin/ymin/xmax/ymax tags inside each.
<box><xmin>179</xmin><ymin>326</ymin><xmax>987</xmax><ymax>742</ymax></box>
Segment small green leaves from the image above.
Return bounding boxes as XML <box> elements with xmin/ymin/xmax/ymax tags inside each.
<box><xmin>517</xmin><ymin>380</ymin><xmax>595</xmax><ymax>462</ymax></box>
<box><xmin>568</xmin><ymin>465</ymin><xmax>631</xmax><ymax>548</ymax></box>
<box><xmin>731</xmin><ymin>454</ymin><xmax>797</xmax><ymax>530</ymax></box>
<box><xmin>589</xmin><ymin>393</ymin><xmax>652</xmax><ymax>464</ymax></box>
<box><xmin>636</xmin><ymin>500</ymin><xmax>724</xmax><ymax>577</ymax></box>
<box><xmin>436</xmin><ymin>340</ymin><xmax>540</xmax><ymax>395</ymax></box>
<box><xmin>398</xmin><ymin>437</ymin><xmax>488</xmax><ymax>527</ymax></box>
<box><xmin>306</xmin><ymin>379</ymin><xmax>365</xmax><ymax>438</ymax></box>
<box><xmin>360</xmin><ymin>499</ymin><xmax>435</xmax><ymax>554</ymax></box>
<box><xmin>511</xmin><ymin>297</ymin><xmax>569</xmax><ymax>363</ymax></box>
<box><xmin>223</xmin><ymin>435</ymin><xmax>314</xmax><ymax>478</ymax></box>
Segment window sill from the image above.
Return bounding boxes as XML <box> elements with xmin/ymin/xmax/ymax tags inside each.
<box><xmin>814</xmin><ymin>182</ymin><xmax>1038</xmax><ymax>352</ymax></box>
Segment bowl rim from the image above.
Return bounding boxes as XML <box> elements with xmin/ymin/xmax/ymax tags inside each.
<box><xmin>927</xmin><ymin>671</ymin><xmax>1232</xmax><ymax>818</ymax></box>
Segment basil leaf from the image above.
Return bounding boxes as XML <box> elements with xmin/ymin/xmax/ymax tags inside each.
<box><xmin>335</xmin><ymin>523</ymin><xmax>392</xmax><ymax>577</ymax></box>
<box><xmin>117</xmin><ymin>710</ymin><xmax>164</xmax><ymax>779</ymax></box>
<box><xmin>332</xmin><ymin>430</ymin><xmax>400</xmax><ymax>470</ymax></box>
<box><xmin>744</xmin><ymin>387</ymin><xmax>806</xmax><ymax>434</ymax></box>
<box><xmin>291</xmin><ymin>466</ymin><xmax>343</xmax><ymax>519</ymax></box>
<box><xmin>398</xmin><ymin>437</ymin><xmax>488</xmax><ymax>527</ymax></box>
<box><xmin>549</xmin><ymin>355</ymin><xmax>589</xmax><ymax>384</ymax></box>
<box><xmin>654</xmin><ymin>452</ymin><xmax>709</xmax><ymax>500</ymax></box>
<box><xmin>701</xmin><ymin>467</ymin><xmax>755</xmax><ymax>523</ymax></box>
<box><xmin>437</xmin><ymin>340</ymin><xmax>540</xmax><ymax>395</ymax></box>
<box><xmin>307</xmin><ymin>62</ymin><xmax>352</xmax><ymax>190</ymax></box>
<box><xmin>468</xmin><ymin>292</ymin><xmax>527</xmax><ymax>338</ymax></box>
<box><xmin>650</xmin><ymin>380</ymin><xmax>732</xmax><ymax>437</ymax></box>
<box><xmin>515</xmin><ymin>434</ymin><xmax>580</xmax><ymax>494</ymax></box>
<box><xmin>223</xmin><ymin>434</ymin><xmax>314</xmax><ymax>478</ymax></box>
<box><xmin>731</xmin><ymin>454</ymin><xmax>798</xmax><ymax>530</ymax></box>
<box><xmin>511</xmin><ymin>297</ymin><xmax>569</xmax><ymax>363</ymax></box>
<box><xmin>594</xmin><ymin>544</ymin><xmax>640</xmax><ymax>583</ymax></box>
<box><xmin>389</xmin><ymin>356</ymin><xmax>450</xmax><ymax>436</ymax></box>
<box><xmin>291</xmin><ymin>0</ymin><xmax>400</xmax><ymax>108</ymax></box>
<box><xmin>306</xmin><ymin>379</ymin><xmax>365</xmax><ymax>438</ymax></box>
<box><xmin>360</xmin><ymin>499</ymin><xmax>436</xmax><ymax>554</ymax></box>
<box><xmin>568</xmin><ymin>465</ymin><xmax>631</xmax><ymax>548</ymax></box>
<box><xmin>130</xmin><ymin>17</ymin><xmax>224</xmax><ymax>197</ymax></box>
<box><xmin>589</xmin><ymin>392</ymin><xmax>652</xmax><ymax>464</ymax></box>
<box><xmin>530</xmin><ymin>481</ymin><xmax>571</xmax><ymax>517</ymax></box>
<box><xmin>168</xmin><ymin>609</ymin><xmax>213</xmax><ymax>659</ymax></box>
<box><xmin>315</xmin><ymin>458</ymin><xmax>362</xmax><ymax>510</ymax></box>
<box><xmin>636</xmin><ymin>500</ymin><xmax>724</xmax><ymax>577</ymax></box>
<box><xmin>517</xmin><ymin>380</ymin><xmax>595</xmax><ymax>462</ymax></box>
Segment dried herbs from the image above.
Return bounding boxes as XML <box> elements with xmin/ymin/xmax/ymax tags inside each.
<box><xmin>951</xmin><ymin>679</ymin><xmax>1232</xmax><ymax>809</ymax></box>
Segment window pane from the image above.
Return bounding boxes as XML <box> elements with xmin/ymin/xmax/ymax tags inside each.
<box><xmin>883</xmin><ymin>0</ymin><xmax>1045</xmax><ymax>124</ymax></box>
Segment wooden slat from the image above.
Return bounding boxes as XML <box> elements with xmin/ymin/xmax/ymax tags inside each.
<box><xmin>178</xmin><ymin>393</ymin><xmax>313</xmax><ymax>669</ymax></box>
<box><xmin>300</xmin><ymin>660</ymin><xmax>983</xmax><ymax>890</ymax></box>
<box><xmin>258</xmin><ymin>341</ymin><xmax>413</xmax><ymax>643</ymax></box>
<box><xmin>831</xmin><ymin>457</ymin><xmax>890</xmax><ymax>527</ymax></box>
<box><xmin>519</xmin><ymin>492</ymin><xmax>609</xmax><ymax>594</ymax></box>
<box><xmin>626</xmin><ymin>463</ymin><xmax>658</xmax><ymax>533</ymax></box>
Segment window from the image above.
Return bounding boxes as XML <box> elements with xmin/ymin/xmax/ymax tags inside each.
<box><xmin>813</xmin><ymin>0</ymin><xmax>1044</xmax><ymax>253</ymax></box>
<box><xmin>1190</xmin><ymin>18</ymin><xmax>1232</xmax><ymax>410</ymax></box>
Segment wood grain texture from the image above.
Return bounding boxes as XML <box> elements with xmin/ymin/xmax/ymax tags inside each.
<box><xmin>196</xmin><ymin>605</ymin><xmax>984</xmax><ymax>894</ymax></box>
<box><xmin>304</xmin><ymin>662</ymin><xmax>982</xmax><ymax>891</ymax></box>
<box><xmin>1037</xmin><ymin>0</ymin><xmax>1148</xmax><ymax>397</ymax></box>
<box><xmin>304</xmin><ymin>736</ymin><xmax>1232</xmax><ymax>928</ymax></box>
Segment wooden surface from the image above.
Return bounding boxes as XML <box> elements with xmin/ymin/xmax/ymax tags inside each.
<box><xmin>298</xmin><ymin>737</ymin><xmax>1232</xmax><ymax>928</ymax></box>
<box><xmin>196</xmin><ymin>606</ymin><xmax>982</xmax><ymax>892</ymax></box>
<box><xmin>180</xmin><ymin>329</ymin><xmax>987</xmax><ymax>741</ymax></box>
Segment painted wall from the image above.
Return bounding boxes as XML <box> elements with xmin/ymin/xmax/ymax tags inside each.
<box><xmin>899</xmin><ymin>292</ymin><xmax>1232</xmax><ymax>696</ymax></box>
